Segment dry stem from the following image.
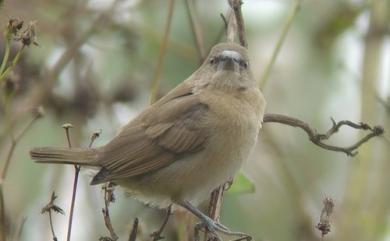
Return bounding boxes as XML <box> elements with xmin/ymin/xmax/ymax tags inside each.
<box><xmin>1</xmin><ymin>111</ymin><xmax>42</xmax><ymax>180</ymax></box>
<box><xmin>101</xmin><ymin>183</ymin><xmax>118</xmax><ymax>241</ymax></box>
<box><xmin>316</xmin><ymin>197</ymin><xmax>334</xmax><ymax>237</ymax></box>
<box><xmin>149</xmin><ymin>0</ymin><xmax>175</xmax><ymax>104</ymax></box>
<box><xmin>151</xmin><ymin>205</ymin><xmax>172</xmax><ymax>241</ymax></box>
<box><xmin>185</xmin><ymin>0</ymin><xmax>206</xmax><ymax>62</ymax></box>
<box><xmin>205</xmin><ymin>185</ymin><xmax>225</xmax><ymax>241</ymax></box>
<box><xmin>128</xmin><ymin>218</ymin><xmax>139</xmax><ymax>241</ymax></box>
<box><xmin>45</xmin><ymin>2</ymin><xmax>118</xmax><ymax>87</ymax></box>
<box><xmin>41</xmin><ymin>191</ymin><xmax>65</xmax><ymax>241</ymax></box>
<box><xmin>263</xmin><ymin>114</ymin><xmax>384</xmax><ymax>156</ymax></box>
<box><xmin>259</xmin><ymin>0</ymin><xmax>303</xmax><ymax>89</ymax></box>
<box><xmin>0</xmin><ymin>108</ymin><xmax>43</xmax><ymax>241</ymax></box>
<box><xmin>228</xmin><ymin>0</ymin><xmax>247</xmax><ymax>47</ymax></box>
<box><xmin>62</xmin><ymin>123</ymin><xmax>79</xmax><ymax>241</ymax></box>
<box><xmin>65</xmin><ymin>128</ymin><xmax>102</xmax><ymax>241</ymax></box>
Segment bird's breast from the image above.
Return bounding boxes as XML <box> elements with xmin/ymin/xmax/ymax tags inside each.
<box><xmin>199</xmin><ymin>87</ymin><xmax>264</xmax><ymax>176</ymax></box>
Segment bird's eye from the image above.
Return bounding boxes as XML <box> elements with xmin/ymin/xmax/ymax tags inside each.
<box><xmin>209</xmin><ymin>58</ymin><xmax>215</xmax><ymax>64</ymax></box>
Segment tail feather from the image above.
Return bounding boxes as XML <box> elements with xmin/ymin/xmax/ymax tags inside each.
<box><xmin>30</xmin><ymin>147</ymin><xmax>100</xmax><ymax>166</ymax></box>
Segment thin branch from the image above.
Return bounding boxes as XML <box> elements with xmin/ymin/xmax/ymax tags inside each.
<box><xmin>24</xmin><ymin>1</ymin><xmax>119</xmax><ymax>111</ymax></box>
<box><xmin>62</xmin><ymin>123</ymin><xmax>73</xmax><ymax>148</ymax></box>
<box><xmin>41</xmin><ymin>191</ymin><xmax>65</xmax><ymax>241</ymax></box>
<box><xmin>185</xmin><ymin>0</ymin><xmax>206</xmax><ymax>62</ymax></box>
<box><xmin>151</xmin><ymin>205</ymin><xmax>172</xmax><ymax>241</ymax></box>
<box><xmin>149</xmin><ymin>0</ymin><xmax>175</xmax><ymax>104</ymax></box>
<box><xmin>89</xmin><ymin>129</ymin><xmax>102</xmax><ymax>148</ymax></box>
<box><xmin>45</xmin><ymin>3</ymin><xmax>118</xmax><ymax>87</ymax></box>
<box><xmin>226</xmin><ymin>9</ymin><xmax>237</xmax><ymax>43</ymax></box>
<box><xmin>316</xmin><ymin>197</ymin><xmax>334</xmax><ymax>237</ymax></box>
<box><xmin>1</xmin><ymin>95</ymin><xmax>43</xmax><ymax>180</ymax></box>
<box><xmin>205</xmin><ymin>11</ymin><xmax>231</xmax><ymax>56</ymax></box>
<box><xmin>0</xmin><ymin>45</ymin><xmax>25</xmax><ymax>81</ymax></box>
<box><xmin>63</xmin><ymin>123</ymin><xmax>80</xmax><ymax>241</ymax></box>
<box><xmin>220</xmin><ymin>13</ymin><xmax>229</xmax><ymax>31</ymax></box>
<box><xmin>263</xmin><ymin>113</ymin><xmax>384</xmax><ymax>156</ymax></box>
<box><xmin>128</xmin><ymin>218</ymin><xmax>139</xmax><ymax>241</ymax></box>
<box><xmin>228</xmin><ymin>0</ymin><xmax>247</xmax><ymax>47</ymax></box>
<box><xmin>205</xmin><ymin>185</ymin><xmax>225</xmax><ymax>241</ymax></box>
<box><xmin>0</xmin><ymin>33</ymin><xmax>11</xmax><ymax>76</ymax></box>
<box><xmin>208</xmin><ymin>186</ymin><xmax>225</xmax><ymax>221</ymax></box>
<box><xmin>0</xmin><ymin>107</ymin><xmax>43</xmax><ymax>241</ymax></box>
<box><xmin>0</xmin><ymin>19</ymin><xmax>24</xmax><ymax>83</ymax></box>
<box><xmin>49</xmin><ymin>212</ymin><xmax>57</xmax><ymax>241</ymax></box>
<box><xmin>259</xmin><ymin>0</ymin><xmax>303</xmax><ymax>89</ymax></box>
<box><xmin>65</xmin><ymin>128</ymin><xmax>101</xmax><ymax>241</ymax></box>
<box><xmin>101</xmin><ymin>183</ymin><xmax>118</xmax><ymax>241</ymax></box>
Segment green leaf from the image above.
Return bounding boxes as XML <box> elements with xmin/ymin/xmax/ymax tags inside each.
<box><xmin>227</xmin><ymin>171</ymin><xmax>255</xmax><ymax>195</ymax></box>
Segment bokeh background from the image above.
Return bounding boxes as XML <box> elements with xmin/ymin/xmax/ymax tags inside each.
<box><xmin>0</xmin><ymin>0</ymin><xmax>389</xmax><ymax>241</ymax></box>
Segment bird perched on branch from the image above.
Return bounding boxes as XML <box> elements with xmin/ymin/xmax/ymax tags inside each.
<box><xmin>31</xmin><ymin>42</ymin><xmax>266</xmax><ymax>240</ymax></box>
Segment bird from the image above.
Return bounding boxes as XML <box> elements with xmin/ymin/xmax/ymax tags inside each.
<box><xmin>30</xmin><ymin>42</ymin><xmax>266</xmax><ymax>240</ymax></box>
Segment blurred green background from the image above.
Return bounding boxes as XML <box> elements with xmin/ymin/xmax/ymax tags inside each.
<box><xmin>0</xmin><ymin>0</ymin><xmax>389</xmax><ymax>241</ymax></box>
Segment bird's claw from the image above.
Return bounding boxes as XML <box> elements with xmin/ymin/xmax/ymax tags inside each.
<box><xmin>150</xmin><ymin>231</ymin><xmax>165</xmax><ymax>241</ymax></box>
<box><xmin>194</xmin><ymin>218</ymin><xmax>251</xmax><ymax>241</ymax></box>
<box><xmin>195</xmin><ymin>220</ymin><xmax>222</xmax><ymax>241</ymax></box>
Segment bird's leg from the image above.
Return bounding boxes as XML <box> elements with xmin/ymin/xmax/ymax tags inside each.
<box><xmin>150</xmin><ymin>205</ymin><xmax>172</xmax><ymax>241</ymax></box>
<box><xmin>177</xmin><ymin>200</ymin><xmax>252</xmax><ymax>241</ymax></box>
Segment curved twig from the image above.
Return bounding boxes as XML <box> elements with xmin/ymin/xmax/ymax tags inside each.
<box><xmin>263</xmin><ymin>113</ymin><xmax>384</xmax><ymax>156</ymax></box>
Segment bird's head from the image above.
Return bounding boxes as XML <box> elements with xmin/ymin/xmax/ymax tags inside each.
<box><xmin>199</xmin><ymin>42</ymin><xmax>255</xmax><ymax>89</ymax></box>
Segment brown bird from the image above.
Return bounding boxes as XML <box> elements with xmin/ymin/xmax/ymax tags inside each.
<box><xmin>30</xmin><ymin>42</ymin><xmax>266</xmax><ymax>240</ymax></box>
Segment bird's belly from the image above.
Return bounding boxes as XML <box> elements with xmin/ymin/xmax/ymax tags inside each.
<box><xmin>118</xmin><ymin>122</ymin><xmax>259</xmax><ymax>208</ymax></box>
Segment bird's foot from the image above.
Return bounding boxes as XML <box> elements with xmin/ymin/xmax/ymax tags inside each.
<box><xmin>194</xmin><ymin>216</ymin><xmax>251</xmax><ymax>241</ymax></box>
<box><xmin>150</xmin><ymin>231</ymin><xmax>165</xmax><ymax>241</ymax></box>
<box><xmin>150</xmin><ymin>205</ymin><xmax>172</xmax><ymax>241</ymax></box>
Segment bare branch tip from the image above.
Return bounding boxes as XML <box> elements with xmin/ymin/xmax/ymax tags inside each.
<box><xmin>316</xmin><ymin>197</ymin><xmax>334</xmax><ymax>237</ymax></box>
<box><xmin>373</xmin><ymin>125</ymin><xmax>384</xmax><ymax>135</ymax></box>
<box><xmin>21</xmin><ymin>21</ymin><xmax>38</xmax><ymax>46</ymax></box>
<box><xmin>128</xmin><ymin>218</ymin><xmax>139</xmax><ymax>241</ymax></box>
<box><xmin>350</xmin><ymin>151</ymin><xmax>358</xmax><ymax>157</ymax></box>
<box><xmin>41</xmin><ymin>191</ymin><xmax>64</xmax><ymax>215</ymax></box>
<box><xmin>62</xmin><ymin>123</ymin><xmax>73</xmax><ymax>129</ymax></box>
<box><xmin>220</xmin><ymin>13</ymin><xmax>228</xmax><ymax>29</ymax></box>
<box><xmin>330</xmin><ymin>117</ymin><xmax>336</xmax><ymax>126</ymax></box>
<box><xmin>7</xmin><ymin>19</ymin><xmax>23</xmax><ymax>36</ymax></box>
<box><xmin>134</xmin><ymin>217</ymin><xmax>139</xmax><ymax>223</ymax></box>
<box><xmin>101</xmin><ymin>182</ymin><xmax>118</xmax><ymax>240</ymax></box>
<box><xmin>91</xmin><ymin>129</ymin><xmax>102</xmax><ymax>139</ymax></box>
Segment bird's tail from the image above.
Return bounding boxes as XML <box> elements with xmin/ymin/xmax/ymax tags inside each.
<box><xmin>30</xmin><ymin>147</ymin><xmax>100</xmax><ymax>166</ymax></box>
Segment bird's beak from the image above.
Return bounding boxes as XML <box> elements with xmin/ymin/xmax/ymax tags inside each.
<box><xmin>217</xmin><ymin>50</ymin><xmax>243</xmax><ymax>73</ymax></box>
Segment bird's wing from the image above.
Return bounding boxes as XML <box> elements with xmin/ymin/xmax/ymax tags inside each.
<box><xmin>91</xmin><ymin>82</ymin><xmax>209</xmax><ymax>184</ymax></box>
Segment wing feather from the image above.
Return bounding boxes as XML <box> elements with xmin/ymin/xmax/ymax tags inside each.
<box><xmin>91</xmin><ymin>82</ymin><xmax>209</xmax><ymax>184</ymax></box>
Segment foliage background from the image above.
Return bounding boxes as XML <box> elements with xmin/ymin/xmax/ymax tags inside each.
<box><xmin>0</xmin><ymin>0</ymin><xmax>389</xmax><ymax>241</ymax></box>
